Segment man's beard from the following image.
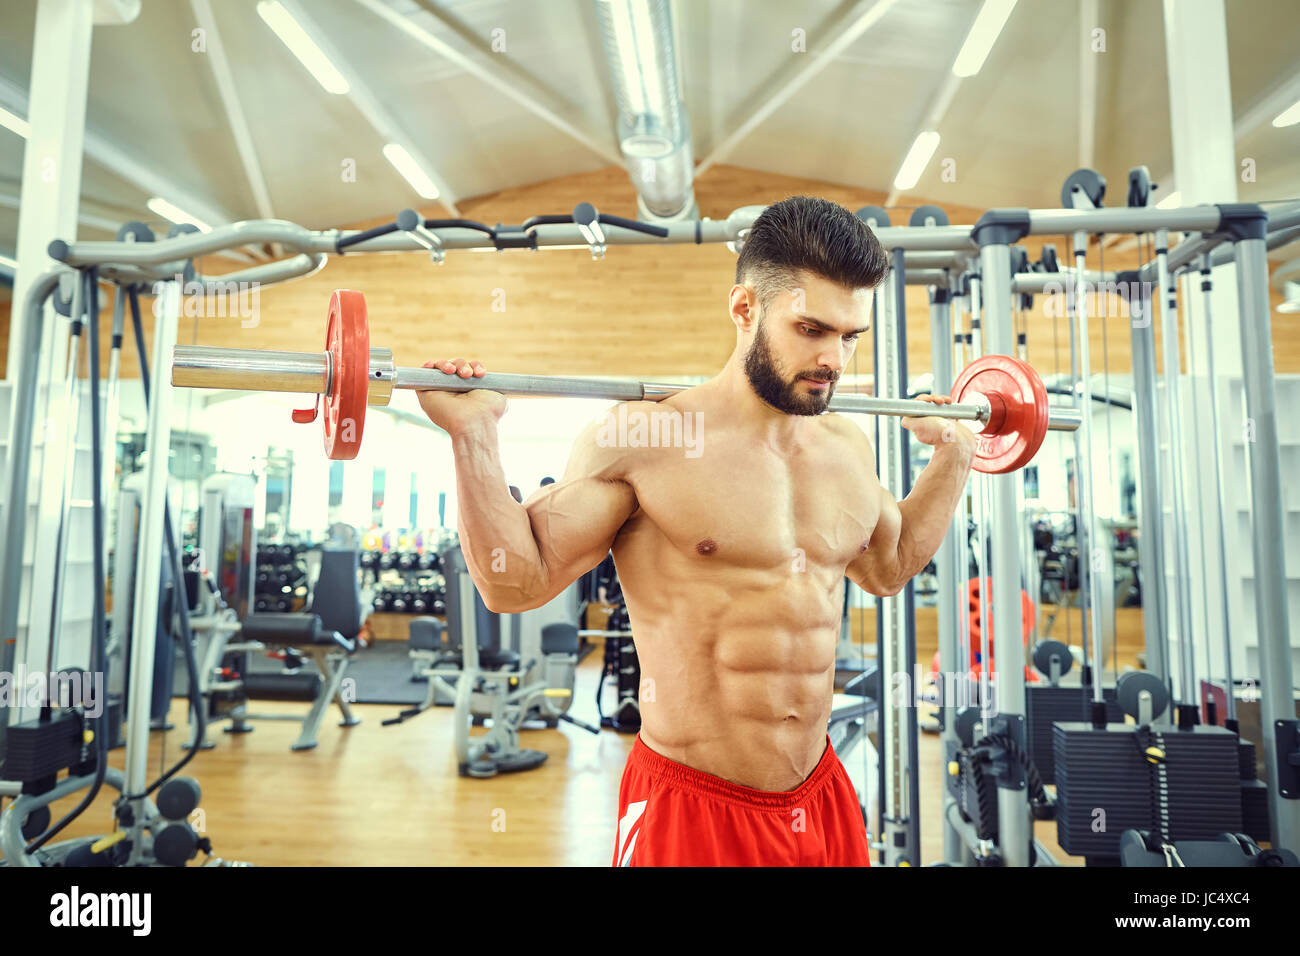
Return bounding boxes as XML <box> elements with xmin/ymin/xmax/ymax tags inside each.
<box><xmin>743</xmin><ymin>318</ymin><xmax>836</xmax><ymax>416</ymax></box>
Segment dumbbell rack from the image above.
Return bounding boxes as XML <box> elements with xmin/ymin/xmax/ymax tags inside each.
<box><xmin>362</xmin><ymin>549</ymin><xmax>447</xmax><ymax>616</ymax></box>
<box><xmin>253</xmin><ymin>543</ymin><xmax>308</xmax><ymax>613</ymax></box>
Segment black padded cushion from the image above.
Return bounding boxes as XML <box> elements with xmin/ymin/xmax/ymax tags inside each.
<box><xmin>438</xmin><ymin>649</ymin><xmax>520</xmax><ymax>670</ymax></box>
<box><xmin>310</xmin><ymin>548</ymin><xmax>364</xmax><ymax>638</ymax></box>
<box><xmin>408</xmin><ymin>616</ymin><xmax>445</xmax><ymax>651</ymax></box>
<box><xmin>480</xmin><ymin>648</ymin><xmax>520</xmax><ymax>669</ymax></box>
<box><xmin>540</xmin><ymin>623</ymin><xmax>579</xmax><ymax>655</ymax></box>
<box><xmin>242</xmin><ymin>612</ymin><xmax>352</xmax><ymax>651</ymax></box>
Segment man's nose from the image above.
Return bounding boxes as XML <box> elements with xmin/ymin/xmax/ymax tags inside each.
<box><xmin>816</xmin><ymin>351</ymin><xmax>845</xmax><ymax>376</ymax></box>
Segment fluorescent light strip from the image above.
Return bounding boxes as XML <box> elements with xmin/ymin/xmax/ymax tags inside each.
<box><xmin>0</xmin><ymin>252</ymin><xmax>17</xmax><ymax>269</ymax></box>
<box><xmin>1273</xmin><ymin>97</ymin><xmax>1300</xmax><ymax>128</ymax></box>
<box><xmin>952</xmin><ymin>0</ymin><xmax>1018</xmax><ymax>78</ymax></box>
<box><xmin>0</xmin><ymin>104</ymin><xmax>30</xmax><ymax>138</ymax></box>
<box><xmin>383</xmin><ymin>143</ymin><xmax>440</xmax><ymax>200</ymax></box>
<box><xmin>893</xmin><ymin>130</ymin><xmax>941</xmax><ymax>191</ymax></box>
<box><xmin>256</xmin><ymin>1</ymin><xmax>349</xmax><ymax>95</ymax></box>
<box><xmin>146</xmin><ymin>196</ymin><xmax>212</xmax><ymax>233</ymax></box>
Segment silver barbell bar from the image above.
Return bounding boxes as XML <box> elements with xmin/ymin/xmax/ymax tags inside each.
<box><xmin>171</xmin><ymin>344</ymin><xmax>1083</xmax><ymax>433</ymax></box>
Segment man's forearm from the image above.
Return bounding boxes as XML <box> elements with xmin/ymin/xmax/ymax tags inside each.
<box><xmin>450</xmin><ymin>422</ymin><xmax>546</xmax><ymax>608</ymax></box>
<box><xmin>895</xmin><ymin>442</ymin><xmax>973</xmax><ymax>579</ymax></box>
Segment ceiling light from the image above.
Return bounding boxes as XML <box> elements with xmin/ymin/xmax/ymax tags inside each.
<box><xmin>146</xmin><ymin>197</ymin><xmax>211</xmax><ymax>233</ymax></box>
<box><xmin>893</xmin><ymin>131</ymin><xmax>941</xmax><ymax>191</ymax></box>
<box><xmin>382</xmin><ymin>144</ymin><xmax>440</xmax><ymax>200</ymax></box>
<box><xmin>256</xmin><ymin>1</ymin><xmax>350</xmax><ymax>95</ymax></box>
<box><xmin>1272</xmin><ymin>98</ymin><xmax>1300</xmax><ymax>128</ymax></box>
<box><xmin>952</xmin><ymin>0</ymin><xmax>1018</xmax><ymax>78</ymax></box>
<box><xmin>0</xmin><ymin>105</ymin><xmax>29</xmax><ymax>138</ymax></box>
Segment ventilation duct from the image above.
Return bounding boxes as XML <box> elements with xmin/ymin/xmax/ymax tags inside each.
<box><xmin>594</xmin><ymin>0</ymin><xmax>697</xmax><ymax>222</ymax></box>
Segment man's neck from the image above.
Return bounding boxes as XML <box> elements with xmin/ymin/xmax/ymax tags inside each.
<box><xmin>703</xmin><ymin>352</ymin><xmax>817</xmax><ymax>447</ymax></box>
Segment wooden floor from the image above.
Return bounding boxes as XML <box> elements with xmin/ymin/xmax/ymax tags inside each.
<box><xmin>8</xmin><ymin>606</ymin><xmax>1145</xmax><ymax>866</ymax></box>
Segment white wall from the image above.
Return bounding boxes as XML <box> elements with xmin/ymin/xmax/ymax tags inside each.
<box><xmin>177</xmin><ymin>389</ymin><xmax>623</xmax><ymax>540</ymax></box>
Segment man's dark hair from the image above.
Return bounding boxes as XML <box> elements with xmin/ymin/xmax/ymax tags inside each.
<box><xmin>735</xmin><ymin>196</ymin><xmax>890</xmax><ymax>307</ymax></box>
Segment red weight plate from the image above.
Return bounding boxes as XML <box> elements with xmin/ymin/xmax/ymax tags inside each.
<box><xmin>323</xmin><ymin>290</ymin><xmax>369</xmax><ymax>460</ymax></box>
<box><xmin>949</xmin><ymin>354</ymin><xmax>1049</xmax><ymax>474</ymax></box>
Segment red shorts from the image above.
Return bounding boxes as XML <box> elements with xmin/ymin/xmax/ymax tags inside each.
<box><xmin>612</xmin><ymin>735</ymin><xmax>872</xmax><ymax>867</ymax></box>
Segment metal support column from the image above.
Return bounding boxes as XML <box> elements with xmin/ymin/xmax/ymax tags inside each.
<box><xmin>876</xmin><ymin>247</ymin><xmax>918</xmax><ymax>866</ymax></box>
<box><xmin>1071</xmin><ymin>231</ymin><xmax>1106</xmax><ymax>707</ymax></box>
<box><xmin>930</xmin><ymin>281</ymin><xmax>964</xmax><ymax>866</ymax></box>
<box><xmin>1162</xmin><ymin>0</ymin><xmax>1247</xmax><ymax>714</ymax></box>
<box><xmin>1154</xmin><ymin>232</ymin><xmax>1198</xmax><ymax>724</ymax></box>
<box><xmin>1</xmin><ymin>0</ymin><xmax>95</xmax><ymax>727</ymax></box>
<box><xmin>1232</xmin><ymin>233</ymin><xmax>1299</xmax><ymax>853</ymax></box>
<box><xmin>123</xmin><ymin>281</ymin><xmax>181</xmax><ymax>850</ymax></box>
<box><xmin>1124</xmin><ymin>272</ymin><xmax>1170</xmax><ymax>692</ymax></box>
<box><xmin>974</xmin><ymin>214</ymin><xmax>1030</xmax><ymax>867</ymax></box>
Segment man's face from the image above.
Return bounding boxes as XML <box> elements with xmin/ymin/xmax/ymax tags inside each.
<box><xmin>742</xmin><ymin>273</ymin><xmax>873</xmax><ymax>416</ymax></box>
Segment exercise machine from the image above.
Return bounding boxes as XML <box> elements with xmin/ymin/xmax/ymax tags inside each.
<box><xmin>387</xmin><ymin>544</ymin><xmax>598</xmax><ymax>777</ymax></box>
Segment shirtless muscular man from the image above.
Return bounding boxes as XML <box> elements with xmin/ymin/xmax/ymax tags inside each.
<box><xmin>416</xmin><ymin>196</ymin><xmax>976</xmax><ymax>866</ymax></box>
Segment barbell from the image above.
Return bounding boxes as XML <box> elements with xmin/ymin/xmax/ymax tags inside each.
<box><xmin>169</xmin><ymin>289</ymin><xmax>1081</xmax><ymax>473</ymax></box>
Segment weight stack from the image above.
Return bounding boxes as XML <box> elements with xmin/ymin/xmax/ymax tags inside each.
<box><xmin>1241</xmin><ymin>780</ymin><xmax>1270</xmax><ymax>844</ymax></box>
<box><xmin>1025</xmin><ymin>684</ymin><xmax>1123</xmax><ymax>784</ymax></box>
<box><xmin>1235</xmin><ymin>737</ymin><xmax>1270</xmax><ymax>844</ymax></box>
<box><xmin>1053</xmin><ymin>722</ymin><xmax>1241</xmax><ymax>864</ymax></box>
<box><xmin>1</xmin><ymin>711</ymin><xmax>85</xmax><ymax>783</ymax></box>
<box><xmin>104</xmin><ymin>694</ymin><xmax>125</xmax><ymax>751</ymax></box>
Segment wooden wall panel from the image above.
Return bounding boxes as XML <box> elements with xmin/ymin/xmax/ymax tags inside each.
<box><xmin>2</xmin><ymin>163</ymin><xmax>1296</xmax><ymax>382</ymax></box>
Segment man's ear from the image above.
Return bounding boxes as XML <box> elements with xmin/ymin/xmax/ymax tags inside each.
<box><xmin>729</xmin><ymin>284</ymin><xmax>757</xmax><ymax>332</ymax></box>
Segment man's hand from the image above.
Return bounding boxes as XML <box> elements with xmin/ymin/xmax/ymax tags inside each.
<box><xmin>900</xmin><ymin>394</ymin><xmax>977</xmax><ymax>458</ymax></box>
<box><xmin>416</xmin><ymin>358</ymin><xmax>507</xmax><ymax>435</ymax></box>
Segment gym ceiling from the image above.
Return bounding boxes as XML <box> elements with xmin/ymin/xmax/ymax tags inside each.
<box><xmin>0</xmin><ymin>0</ymin><xmax>1297</xmax><ymax>274</ymax></box>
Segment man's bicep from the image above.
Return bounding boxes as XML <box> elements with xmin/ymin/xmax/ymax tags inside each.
<box><xmin>870</xmin><ymin>488</ymin><xmax>902</xmax><ymax>555</ymax></box>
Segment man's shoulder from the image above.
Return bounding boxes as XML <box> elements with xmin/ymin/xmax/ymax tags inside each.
<box><xmin>573</xmin><ymin>400</ymin><xmax>691</xmax><ymax>468</ymax></box>
<box><xmin>820</xmin><ymin>410</ymin><xmax>871</xmax><ymax>443</ymax></box>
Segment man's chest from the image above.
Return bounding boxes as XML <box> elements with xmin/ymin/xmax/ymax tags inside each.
<box><xmin>621</xmin><ymin>439</ymin><xmax>881</xmax><ymax>570</ymax></box>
